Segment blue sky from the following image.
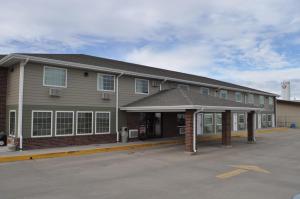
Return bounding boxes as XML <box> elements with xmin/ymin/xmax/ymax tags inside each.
<box><xmin>1</xmin><ymin>0</ymin><xmax>300</xmax><ymax>98</ymax></box>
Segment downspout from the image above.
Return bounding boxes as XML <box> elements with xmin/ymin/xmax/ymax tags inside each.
<box><xmin>192</xmin><ymin>108</ymin><xmax>203</xmax><ymax>152</ymax></box>
<box><xmin>116</xmin><ymin>73</ymin><xmax>124</xmax><ymax>142</ymax></box>
<box><xmin>159</xmin><ymin>78</ymin><xmax>168</xmax><ymax>91</ymax></box>
<box><xmin>18</xmin><ymin>58</ymin><xmax>29</xmax><ymax>151</ymax></box>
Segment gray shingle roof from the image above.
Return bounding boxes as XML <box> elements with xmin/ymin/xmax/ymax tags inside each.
<box><xmin>16</xmin><ymin>53</ymin><xmax>275</xmax><ymax>96</ymax></box>
<box><xmin>122</xmin><ymin>88</ymin><xmax>259</xmax><ymax>110</ymax></box>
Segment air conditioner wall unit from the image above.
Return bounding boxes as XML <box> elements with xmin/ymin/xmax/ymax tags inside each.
<box><xmin>129</xmin><ymin>129</ymin><xmax>139</xmax><ymax>138</ymax></box>
<box><xmin>49</xmin><ymin>88</ymin><xmax>62</xmax><ymax>97</ymax></box>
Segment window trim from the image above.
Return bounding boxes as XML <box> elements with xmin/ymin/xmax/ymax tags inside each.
<box><xmin>259</xmin><ymin>95</ymin><xmax>265</xmax><ymax>105</ymax></box>
<box><xmin>247</xmin><ymin>93</ymin><xmax>254</xmax><ymax>104</ymax></box>
<box><xmin>235</xmin><ymin>92</ymin><xmax>242</xmax><ymax>102</ymax></box>
<box><xmin>55</xmin><ymin>111</ymin><xmax>75</xmax><ymax>137</ymax></box>
<box><xmin>76</xmin><ymin>111</ymin><xmax>93</xmax><ymax>136</ymax></box>
<box><xmin>31</xmin><ymin>110</ymin><xmax>53</xmax><ymax>138</ymax></box>
<box><xmin>200</xmin><ymin>87</ymin><xmax>210</xmax><ymax>95</ymax></box>
<box><xmin>8</xmin><ymin>110</ymin><xmax>17</xmax><ymax>137</ymax></box>
<box><xmin>219</xmin><ymin>90</ymin><xmax>228</xmax><ymax>99</ymax></box>
<box><xmin>95</xmin><ymin>111</ymin><xmax>111</xmax><ymax>134</ymax></box>
<box><xmin>43</xmin><ymin>66</ymin><xmax>67</xmax><ymax>88</ymax></box>
<box><xmin>97</xmin><ymin>73</ymin><xmax>115</xmax><ymax>92</ymax></box>
<box><xmin>135</xmin><ymin>78</ymin><xmax>149</xmax><ymax>95</ymax></box>
<box><xmin>268</xmin><ymin>97</ymin><xmax>274</xmax><ymax>105</ymax></box>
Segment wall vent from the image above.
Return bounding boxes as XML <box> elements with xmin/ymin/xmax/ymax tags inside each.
<box><xmin>129</xmin><ymin>129</ymin><xmax>139</xmax><ymax>138</ymax></box>
<box><xmin>102</xmin><ymin>93</ymin><xmax>111</xmax><ymax>100</ymax></box>
<box><xmin>49</xmin><ymin>88</ymin><xmax>62</xmax><ymax>97</ymax></box>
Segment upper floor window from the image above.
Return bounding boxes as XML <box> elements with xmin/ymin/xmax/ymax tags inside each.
<box><xmin>259</xmin><ymin>95</ymin><xmax>265</xmax><ymax>106</ymax></box>
<box><xmin>97</xmin><ymin>74</ymin><xmax>115</xmax><ymax>92</ymax></box>
<box><xmin>178</xmin><ymin>84</ymin><xmax>190</xmax><ymax>91</ymax></box>
<box><xmin>219</xmin><ymin>90</ymin><xmax>228</xmax><ymax>99</ymax></box>
<box><xmin>43</xmin><ymin>66</ymin><xmax>67</xmax><ymax>88</ymax></box>
<box><xmin>268</xmin><ymin>97</ymin><xmax>274</xmax><ymax>105</ymax></box>
<box><xmin>135</xmin><ymin>79</ymin><xmax>149</xmax><ymax>94</ymax></box>
<box><xmin>200</xmin><ymin>87</ymin><xmax>210</xmax><ymax>96</ymax></box>
<box><xmin>235</xmin><ymin>92</ymin><xmax>242</xmax><ymax>102</ymax></box>
<box><xmin>247</xmin><ymin>93</ymin><xmax>254</xmax><ymax>104</ymax></box>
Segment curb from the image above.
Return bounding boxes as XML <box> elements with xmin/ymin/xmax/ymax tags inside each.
<box><xmin>0</xmin><ymin>139</ymin><xmax>183</xmax><ymax>164</ymax></box>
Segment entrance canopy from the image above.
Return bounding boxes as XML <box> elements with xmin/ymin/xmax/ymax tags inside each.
<box><xmin>120</xmin><ymin>88</ymin><xmax>261</xmax><ymax>112</ymax></box>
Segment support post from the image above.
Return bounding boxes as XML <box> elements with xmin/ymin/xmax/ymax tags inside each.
<box><xmin>185</xmin><ymin>110</ymin><xmax>195</xmax><ymax>153</ymax></box>
<box><xmin>222</xmin><ymin>110</ymin><xmax>231</xmax><ymax>146</ymax></box>
<box><xmin>247</xmin><ymin>111</ymin><xmax>255</xmax><ymax>143</ymax></box>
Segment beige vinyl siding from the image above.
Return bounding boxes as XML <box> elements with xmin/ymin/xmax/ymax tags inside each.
<box><xmin>23</xmin><ymin>63</ymin><xmax>116</xmax><ymax>107</ymax></box>
<box><xmin>6</xmin><ymin>65</ymin><xmax>19</xmax><ymax>105</ymax></box>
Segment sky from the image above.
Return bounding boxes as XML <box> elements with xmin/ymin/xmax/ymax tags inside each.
<box><xmin>1</xmin><ymin>0</ymin><xmax>300</xmax><ymax>98</ymax></box>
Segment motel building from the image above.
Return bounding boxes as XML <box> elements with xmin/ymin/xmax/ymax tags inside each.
<box><xmin>0</xmin><ymin>54</ymin><xmax>277</xmax><ymax>152</ymax></box>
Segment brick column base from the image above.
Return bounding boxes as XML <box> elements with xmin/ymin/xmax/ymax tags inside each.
<box><xmin>222</xmin><ymin>110</ymin><xmax>231</xmax><ymax>146</ymax></box>
<box><xmin>185</xmin><ymin>110</ymin><xmax>195</xmax><ymax>152</ymax></box>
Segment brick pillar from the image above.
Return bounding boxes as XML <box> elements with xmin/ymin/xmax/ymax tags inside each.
<box><xmin>185</xmin><ymin>110</ymin><xmax>195</xmax><ymax>152</ymax></box>
<box><xmin>222</xmin><ymin>110</ymin><xmax>231</xmax><ymax>146</ymax></box>
<box><xmin>0</xmin><ymin>68</ymin><xmax>7</xmax><ymax>132</ymax></box>
<box><xmin>247</xmin><ymin>111</ymin><xmax>255</xmax><ymax>143</ymax></box>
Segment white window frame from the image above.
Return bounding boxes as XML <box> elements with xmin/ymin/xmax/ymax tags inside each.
<box><xmin>200</xmin><ymin>87</ymin><xmax>210</xmax><ymax>95</ymax></box>
<box><xmin>219</xmin><ymin>90</ymin><xmax>228</xmax><ymax>99</ymax></box>
<box><xmin>76</xmin><ymin>111</ymin><xmax>93</xmax><ymax>135</ymax></box>
<box><xmin>268</xmin><ymin>97</ymin><xmax>274</xmax><ymax>105</ymax></box>
<box><xmin>43</xmin><ymin>66</ymin><xmax>67</xmax><ymax>88</ymax></box>
<box><xmin>55</xmin><ymin>111</ymin><xmax>75</xmax><ymax>137</ymax></box>
<box><xmin>235</xmin><ymin>92</ymin><xmax>242</xmax><ymax>102</ymax></box>
<box><xmin>31</xmin><ymin>110</ymin><xmax>53</xmax><ymax>138</ymax></box>
<box><xmin>247</xmin><ymin>93</ymin><xmax>254</xmax><ymax>104</ymax></box>
<box><xmin>135</xmin><ymin>78</ymin><xmax>149</xmax><ymax>95</ymax></box>
<box><xmin>9</xmin><ymin>110</ymin><xmax>17</xmax><ymax>137</ymax></box>
<box><xmin>97</xmin><ymin>73</ymin><xmax>115</xmax><ymax>92</ymax></box>
<box><xmin>259</xmin><ymin>95</ymin><xmax>265</xmax><ymax>106</ymax></box>
<box><xmin>95</xmin><ymin>111</ymin><xmax>111</xmax><ymax>134</ymax></box>
<box><xmin>215</xmin><ymin>113</ymin><xmax>222</xmax><ymax>134</ymax></box>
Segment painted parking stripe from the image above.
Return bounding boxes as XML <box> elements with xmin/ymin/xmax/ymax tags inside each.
<box><xmin>216</xmin><ymin>169</ymin><xmax>248</xmax><ymax>179</ymax></box>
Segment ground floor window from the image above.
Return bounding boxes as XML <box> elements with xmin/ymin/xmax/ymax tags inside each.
<box><xmin>76</xmin><ymin>111</ymin><xmax>93</xmax><ymax>135</ymax></box>
<box><xmin>215</xmin><ymin>113</ymin><xmax>222</xmax><ymax>133</ymax></box>
<box><xmin>262</xmin><ymin>114</ymin><xmax>267</xmax><ymax>128</ymax></box>
<box><xmin>9</xmin><ymin>110</ymin><xmax>16</xmax><ymax>136</ymax></box>
<box><xmin>32</xmin><ymin>111</ymin><xmax>53</xmax><ymax>137</ymax></box>
<box><xmin>55</xmin><ymin>111</ymin><xmax>74</xmax><ymax>136</ymax></box>
<box><xmin>238</xmin><ymin>113</ymin><xmax>246</xmax><ymax>130</ymax></box>
<box><xmin>267</xmin><ymin>114</ymin><xmax>272</xmax><ymax>127</ymax></box>
<box><xmin>95</xmin><ymin>112</ymin><xmax>110</xmax><ymax>134</ymax></box>
<box><xmin>203</xmin><ymin>113</ymin><xmax>214</xmax><ymax>134</ymax></box>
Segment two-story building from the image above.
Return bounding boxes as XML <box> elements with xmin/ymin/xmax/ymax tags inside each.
<box><xmin>0</xmin><ymin>54</ymin><xmax>277</xmax><ymax>152</ymax></box>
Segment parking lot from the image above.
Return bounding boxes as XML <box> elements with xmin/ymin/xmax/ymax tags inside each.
<box><xmin>0</xmin><ymin>129</ymin><xmax>299</xmax><ymax>199</ymax></box>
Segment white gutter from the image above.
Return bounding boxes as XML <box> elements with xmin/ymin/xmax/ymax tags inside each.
<box><xmin>0</xmin><ymin>54</ymin><xmax>279</xmax><ymax>97</ymax></box>
<box><xmin>18</xmin><ymin>58</ymin><xmax>29</xmax><ymax>150</ymax></box>
<box><xmin>115</xmin><ymin>73</ymin><xmax>124</xmax><ymax>142</ymax></box>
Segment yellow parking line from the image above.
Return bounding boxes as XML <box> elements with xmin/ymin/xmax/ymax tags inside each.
<box><xmin>216</xmin><ymin>169</ymin><xmax>248</xmax><ymax>179</ymax></box>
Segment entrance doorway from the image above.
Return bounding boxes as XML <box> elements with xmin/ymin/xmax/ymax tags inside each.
<box><xmin>140</xmin><ymin>113</ymin><xmax>162</xmax><ymax>138</ymax></box>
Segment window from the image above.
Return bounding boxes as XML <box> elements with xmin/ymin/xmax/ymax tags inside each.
<box><xmin>200</xmin><ymin>87</ymin><xmax>210</xmax><ymax>96</ymax></box>
<box><xmin>9</xmin><ymin>110</ymin><xmax>16</xmax><ymax>136</ymax></box>
<box><xmin>55</xmin><ymin>111</ymin><xmax>74</xmax><ymax>136</ymax></box>
<box><xmin>31</xmin><ymin>111</ymin><xmax>52</xmax><ymax>137</ymax></box>
<box><xmin>262</xmin><ymin>114</ymin><xmax>267</xmax><ymax>128</ymax></box>
<box><xmin>259</xmin><ymin>95</ymin><xmax>265</xmax><ymax>106</ymax></box>
<box><xmin>238</xmin><ymin>114</ymin><xmax>245</xmax><ymax>130</ymax></box>
<box><xmin>43</xmin><ymin>66</ymin><xmax>67</xmax><ymax>87</ymax></box>
<box><xmin>203</xmin><ymin>114</ymin><xmax>213</xmax><ymax>134</ymax></box>
<box><xmin>178</xmin><ymin>84</ymin><xmax>190</xmax><ymax>91</ymax></box>
<box><xmin>177</xmin><ymin>113</ymin><xmax>185</xmax><ymax>127</ymax></box>
<box><xmin>135</xmin><ymin>79</ymin><xmax>149</xmax><ymax>94</ymax></box>
<box><xmin>268</xmin><ymin>97</ymin><xmax>274</xmax><ymax>105</ymax></box>
<box><xmin>267</xmin><ymin>114</ymin><xmax>272</xmax><ymax>127</ymax></box>
<box><xmin>235</xmin><ymin>92</ymin><xmax>242</xmax><ymax>102</ymax></box>
<box><xmin>97</xmin><ymin>74</ymin><xmax>115</xmax><ymax>92</ymax></box>
<box><xmin>215</xmin><ymin>113</ymin><xmax>222</xmax><ymax>133</ymax></box>
<box><xmin>219</xmin><ymin>90</ymin><xmax>228</xmax><ymax>99</ymax></box>
<box><xmin>95</xmin><ymin>112</ymin><xmax>110</xmax><ymax>134</ymax></box>
<box><xmin>76</xmin><ymin>111</ymin><xmax>93</xmax><ymax>135</ymax></box>
<box><xmin>247</xmin><ymin>94</ymin><xmax>254</xmax><ymax>104</ymax></box>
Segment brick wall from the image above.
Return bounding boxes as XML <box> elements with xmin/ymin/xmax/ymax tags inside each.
<box><xmin>0</xmin><ymin>68</ymin><xmax>7</xmax><ymax>132</ymax></box>
<box><xmin>12</xmin><ymin>134</ymin><xmax>117</xmax><ymax>150</ymax></box>
<box><xmin>185</xmin><ymin>110</ymin><xmax>194</xmax><ymax>152</ymax></box>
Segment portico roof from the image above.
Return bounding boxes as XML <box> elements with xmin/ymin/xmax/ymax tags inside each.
<box><xmin>120</xmin><ymin>88</ymin><xmax>261</xmax><ymax>112</ymax></box>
